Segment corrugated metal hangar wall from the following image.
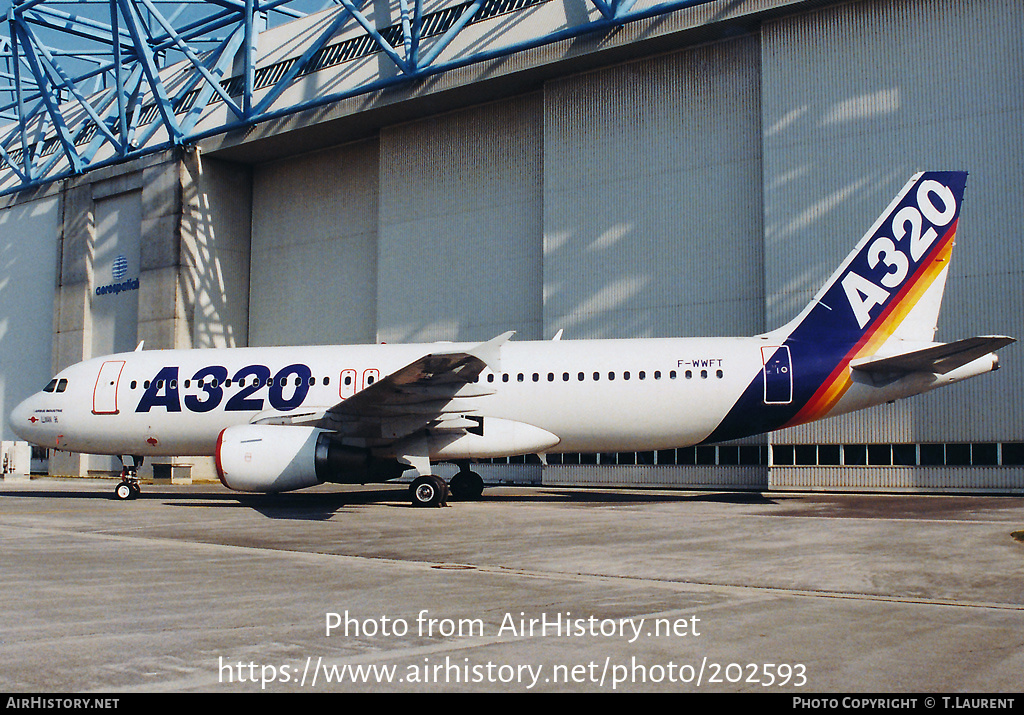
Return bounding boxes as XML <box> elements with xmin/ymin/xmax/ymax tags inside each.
<box><xmin>2</xmin><ymin>0</ymin><xmax>1022</xmax><ymax>492</ymax></box>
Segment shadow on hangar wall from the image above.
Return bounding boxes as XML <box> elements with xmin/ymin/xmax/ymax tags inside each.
<box><xmin>0</xmin><ymin>0</ymin><xmax>755</xmax><ymax>194</ymax></box>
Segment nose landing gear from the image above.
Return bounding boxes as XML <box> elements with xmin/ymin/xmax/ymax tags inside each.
<box><xmin>114</xmin><ymin>456</ymin><xmax>143</xmax><ymax>500</ymax></box>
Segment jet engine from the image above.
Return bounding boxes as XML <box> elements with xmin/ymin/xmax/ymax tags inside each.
<box><xmin>215</xmin><ymin>424</ymin><xmax>403</xmax><ymax>492</ymax></box>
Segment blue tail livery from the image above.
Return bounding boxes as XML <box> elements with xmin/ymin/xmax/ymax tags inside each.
<box><xmin>706</xmin><ymin>170</ymin><xmax>1012</xmax><ymax>443</ymax></box>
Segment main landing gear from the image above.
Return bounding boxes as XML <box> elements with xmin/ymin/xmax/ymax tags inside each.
<box><xmin>408</xmin><ymin>466</ymin><xmax>485</xmax><ymax>507</ymax></box>
<box><xmin>449</xmin><ymin>467</ymin><xmax>484</xmax><ymax>501</ymax></box>
<box><xmin>114</xmin><ymin>456</ymin><xmax>143</xmax><ymax>500</ymax></box>
<box><xmin>409</xmin><ymin>475</ymin><xmax>449</xmax><ymax>508</ymax></box>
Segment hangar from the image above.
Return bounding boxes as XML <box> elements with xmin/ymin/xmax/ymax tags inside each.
<box><xmin>0</xmin><ymin>0</ymin><xmax>1021</xmax><ymax>492</ymax></box>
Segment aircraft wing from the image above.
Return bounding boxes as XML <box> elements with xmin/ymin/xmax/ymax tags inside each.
<box><xmin>264</xmin><ymin>331</ymin><xmax>514</xmax><ymax>441</ymax></box>
<box><xmin>850</xmin><ymin>335</ymin><xmax>1015</xmax><ymax>376</ymax></box>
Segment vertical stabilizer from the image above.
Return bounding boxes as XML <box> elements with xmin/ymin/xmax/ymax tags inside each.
<box><xmin>772</xmin><ymin>170</ymin><xmax>969</xmax><ymax>428</ymax></box>
<box><xmin>775</xmin><ymin>171</ymin><xmax>968</xmax><ymax>347</ymax></box>
<box><xmin>706</xmin><ymin>171</ymin><xmax>969</xmax><ymax>443</ymax></box>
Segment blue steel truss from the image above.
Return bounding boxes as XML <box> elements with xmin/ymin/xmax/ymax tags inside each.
<box><xmin>0</xmin><ymin>0</ymin><xmax>717</xmax><ymax>194</ymax></box>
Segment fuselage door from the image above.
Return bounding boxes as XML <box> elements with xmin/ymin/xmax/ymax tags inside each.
<box><xmin>93</xmin><ymin>360</ymin><xmax>126</xmax><ymax>414</ymax></box>
<box><xmin>761</xmin><ymin>346</ymin><xmax>793</xmax><ymax>405</ymax></box>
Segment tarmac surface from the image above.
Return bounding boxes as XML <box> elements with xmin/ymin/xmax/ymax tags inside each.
<box><xmin>1</xmin><ymin>477</ymin><xmax>1023</xmax><ymax>694</ymax></box>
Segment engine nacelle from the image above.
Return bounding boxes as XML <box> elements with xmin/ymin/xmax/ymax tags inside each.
<box><xmin>215</xmin><ymin>424</ymin><xmax>403</xmax><ymax>493</ymax></box>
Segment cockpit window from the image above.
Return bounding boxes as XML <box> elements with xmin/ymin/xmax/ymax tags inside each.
<box><xmin>42</xmin><ymin>378</ymin><xmax>68</xmax><ymax>393</ymax></box>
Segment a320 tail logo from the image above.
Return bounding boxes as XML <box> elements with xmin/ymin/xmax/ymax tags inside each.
<box><xmin>839</xmin><ymin>178</ymin><xmax>959</xmax><ymax>330</ymax></box>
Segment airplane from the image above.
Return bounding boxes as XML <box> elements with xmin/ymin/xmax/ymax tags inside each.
<box><xmin>10</xmin><ymin>170</ymin><xmax>1015</xmax><ymax>507</ymax></box>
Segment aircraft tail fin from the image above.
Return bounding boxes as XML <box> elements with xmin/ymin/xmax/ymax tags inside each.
<box><xmin>704</xmin><ymin>171</ymin><xmax>1011</xmax><ymax>443</ymax></box>
<box><xmin>775</xmin><ymin>171</ymin><xmax>968</xmax><ymax>350</ymax></box>
<box><xmin>763</xmin><ymin>171</ymin><xmax>975</xmax><ymax>429</ymax></box>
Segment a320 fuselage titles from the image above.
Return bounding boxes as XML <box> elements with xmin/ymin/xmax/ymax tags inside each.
<box><xmin>11</xmin><ymin>171</ymin><xmax>1015</xmax><ymax>506</ymax></box>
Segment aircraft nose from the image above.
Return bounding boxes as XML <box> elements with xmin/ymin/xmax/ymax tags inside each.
<box><xmin>9</xmin><ymin>396</ymin><xmax>39</xmax><ymax>442</ymax></box>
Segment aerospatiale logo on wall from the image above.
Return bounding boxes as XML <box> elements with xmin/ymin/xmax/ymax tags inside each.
<box><xmin>95</xmin><ymin>253</ymin><xmax>139</xmax><ymax>296</ymax></box>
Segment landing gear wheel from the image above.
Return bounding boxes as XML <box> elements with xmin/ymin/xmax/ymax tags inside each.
<box><xmin>449</xmin><ymin>470</ymin><xmax>484</xmax><ymax>500</ymax></box>
<box><xmin>410</xmin><ymin>475</ymin><xmax>449</xmax><ymax>508</ymax></box>
<box><xmin>115</xmin><ymin>457</ymin><xmax>143</xmax><ymax>501</ymax></box>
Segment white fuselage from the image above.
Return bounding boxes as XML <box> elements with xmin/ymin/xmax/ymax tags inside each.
<box><xmin>11</xmin><ymin>337</ymin><xmax>770</xmax><ymax>458</ymax></box>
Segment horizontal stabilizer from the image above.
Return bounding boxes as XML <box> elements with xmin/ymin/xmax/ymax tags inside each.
<box><xmin>851</xmin><ymin>336</ymin><xmax>1016</xmax><ymax>375</ymax></box>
